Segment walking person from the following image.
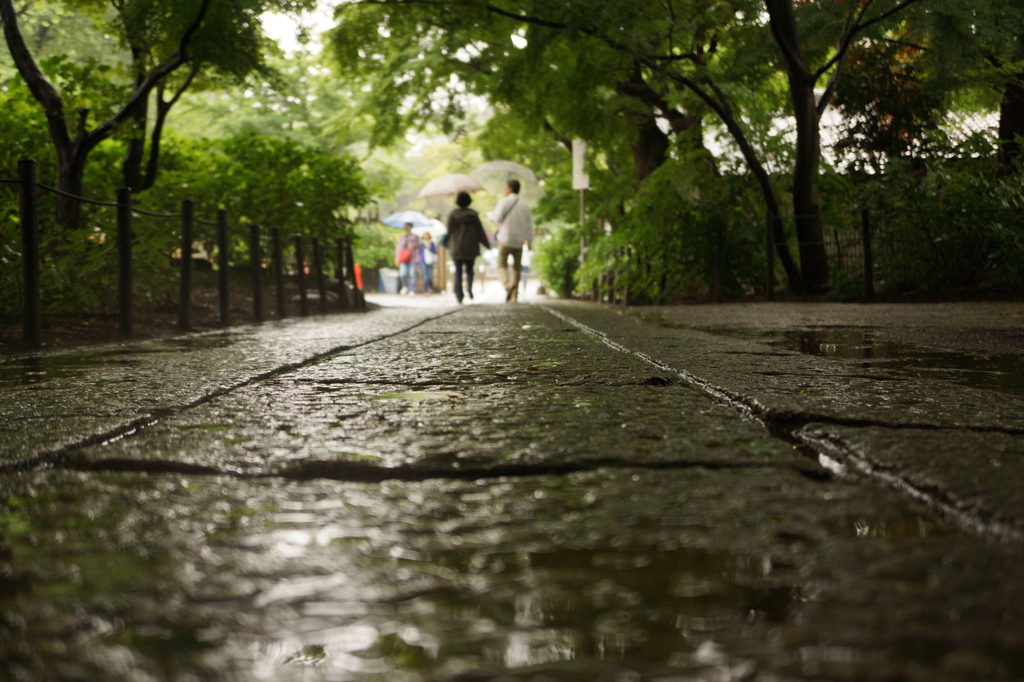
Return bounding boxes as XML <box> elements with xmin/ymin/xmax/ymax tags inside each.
<box><xmin>447</xmin><ymin>192</ymin><xmax>490</xmax><ymax>304</ymax></box>
<box><xmin>420</xmin><ymin>232</ymin><xmax>438</xmax><ymax>293</ymax></box>
<box><xmin>395</xmin><ymin>223</ymin><xmax>422</xmax><ymax>294</ymax></box>
<box><xmin>488</xmin><ymin>179</ymin><xmax>534</xmax><ymax>302</ymax></box>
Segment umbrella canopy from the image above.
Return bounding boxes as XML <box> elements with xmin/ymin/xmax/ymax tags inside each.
<box><xmin>470</xmin><ymin>160</ymin><xmax>545</xmax><ymax>202</ymax></box>
<box><xmin>411</xmin><ymin>218</ymin><xmax>447</xmax><ymax>238</ymax></box>
<box><xmin>417</xmin><ymin>173</ymin><xmax>485</xmax><ymax>199</ymax></box>
<box><xmin>381</xmin><ymin>210</ymin><xmax>434</xmax><ymax>228</ymax></box>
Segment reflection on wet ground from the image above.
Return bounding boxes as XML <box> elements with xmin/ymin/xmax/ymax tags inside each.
<box><xmin>693</xmin><ymin>326</ymin><xmax>1024</xmax><ymax>396</ymax></box>
<box><xmin>3</xmin><ymin>467</ymin><xmax>999</xmax><ymax>682</ymax></box>
<box><xmin>2</xmin><ymin>304</ymin><xmax>1024</xmax><ymax>681</ymax></box>
<box><xmin>0</xmin><ymin>332</ymin><xmax>244</xmax><ymax>387</ymax></box>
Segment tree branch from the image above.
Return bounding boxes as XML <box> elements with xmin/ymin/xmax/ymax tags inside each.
<box><xmin>0</xmin><ymin>0</ymin><xmax>72</xmax><ymax>150</ymax></box>
<box><xmin>543</xmin><ymin>119</ymin><xmax>573</xmax><ymax>153</ymax></box>
<box><xmin>616</xmin><ymin>72</ymin><xmax>696</xmax><ymax>134</ymax></box>
<box><xmin>764</xmin><ymin>0</ymin><xmax>811</xmax><ymax>83</ymax></box>
<box><xmin>813</xmin><ymin>0</ymin><xmax>927</xmax><ymax>84</ymax></box>
<box><xmin>854</xmin><ymin>0</ymin><xmax>928</xmax><ymax>36</ymax></box>
<box><xmin>90</xmin><ymin>0</ymin><xmax>212</xmax><ymax>143</ymax></box>
<box><xmin>142</xmin><ymin>66</ymin><xmax>199</xmax><ymax>191</ymax></box>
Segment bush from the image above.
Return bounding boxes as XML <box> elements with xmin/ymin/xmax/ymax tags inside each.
<box><xmin>533</xmin><ymin>220</ymin><xmax>580</xmax><ymax>298</ymax></box>
<box><xmin>864</xmin><ymin>148</ymin><xmax>1024</xmax><ymax>294</ymax></box>
<box><xmin>572</xmin><ymin>159</ymin><xmax>766</xmax><ymax>303</ymax></box>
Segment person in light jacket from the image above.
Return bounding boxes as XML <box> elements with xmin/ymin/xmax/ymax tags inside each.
<box><xmin>488</xmin><ymin>179</ymin><xmax>534</xmax><ymax>302</ymax></box>
<box><xmin>446</xmin><ymin>192</ymin><xmax>490</xmax><ymax>304</ymax></box>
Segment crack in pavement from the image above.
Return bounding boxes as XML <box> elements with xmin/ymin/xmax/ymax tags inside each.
<box><xmin>542</xmin><ymin>305</ymin><xmax>1024</xmax><ymax>541</ymax></box>
<box><xmin>55</xmin><ymin>453</ymin><xmax>825</xmax><ymax>484</ymax></box>
<box><xmin>801</xmin><ymin>430</ymin><xmax>1024</xmax><ymax>542</ymax></box>
<box><xmin>11</xmin><ymin>303</ymin><xmax>1018</xmax><ymax>542</ymax></box>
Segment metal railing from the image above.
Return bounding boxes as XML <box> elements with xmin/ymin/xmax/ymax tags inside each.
<box><xmin>583</xmin><ymin>203</ymin><xmax>1022</xmax><ymax>304</ymax></box>
<box><xmin>3</xmin><ymin>158</ymin><xmax>366</xmax><ymax>348</ymax></box>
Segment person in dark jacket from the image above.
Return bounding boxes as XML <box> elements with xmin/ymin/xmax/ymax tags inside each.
<box><xmin>446</xmin><ymin>191</ymin><xmax>490</xmax><ymax>304</ymax></box>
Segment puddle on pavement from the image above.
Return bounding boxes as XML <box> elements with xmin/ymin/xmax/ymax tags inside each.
<box><xmin>0</xmin><ymin>333</ymin><xmax>245</xmax><ymax>387</ymax></box>
<box><xmin>2</xmin><ymin>467</ymin><xmax>992</xmax><ymax>682</ymax></box>
<box><xmin>695</xmin><ymin>326</ymin><xmax>1024</xmax><ymax>396</ymax></box>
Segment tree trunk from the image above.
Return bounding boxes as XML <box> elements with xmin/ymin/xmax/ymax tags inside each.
<box><xmin>633</xmin><ymin>117</ymin><xmax>669</xmax><ymax>185</ymax></box>
<box><xmin>122</xmin><ymin>120</ymin><xmax>147</xmax><ymax>192</ymax></box>
<box><xmin>53</xmin><ymin>109</ymin><xmax>97</xmax><ymax>231</ymax></box>
<box><xmin>122</xmin><ymin>47</ymin><xmax>149</xmax><ymax>192</ymax></box>
<box><xmin>790</xmin><ymin>82</ymin><xmax>831</xmax><ymax>293</ymax></box>
<box><xmin>699</xmin><ymin>80</ymin><xmax>804</xmax><ymax>293</ymax></box>
<box><xmin>765</xmin><ymin>0</ymin><xmax>831</xmax><ymax>294</ymax></box>
<box><xmin>998</xmin><ymin>74</ymin><xmax>1024</xmax><ymax>169</ymax></box>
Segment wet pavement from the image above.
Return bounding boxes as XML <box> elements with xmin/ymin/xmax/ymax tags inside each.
<box><xmin>1</xmin><ymin>289</ymin><xmax>1023</xmax><ymax>681</ymax></box>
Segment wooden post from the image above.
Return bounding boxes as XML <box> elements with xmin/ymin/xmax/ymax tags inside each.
<box><xmin>618</xmin><ymin>246</ymin><xmax>626</xmax><ymax>305</ymax></box>
<box><xmin>250</xmin><ymin>224</ymin><xmax>264</xmax><ymax>322</ymax></box>
<box><xmin>178</xmin><ymin>199</ymin><xmax>194</xmax><ymax>330</ymax></box>
<box><xmin>336</xmin><ymin>237</ymin><xmax>350</xmax><ymax>312</ymax></box>
<box><xmin>271</xmin><ymin>227</ymin><xmax>286</xmax><ymax>319</ymax></box>
<box><xmin>294</xmin><ymin>235</ymin><xmax>309</xmax><ymax>316</ymax></box>
<box><xmin>18</xmin><ymin>159</ymin><xmax>40</xmax><ymax>347</ymax></box>
<box><xmin>437</xmin><ymin>245</ymin><xmax>447</xmax><ymax>292</ymax></box>
<box><xmin>606</xmin><ymin>249</ymin><xmax>614</xmax><ymax>303</ymax></box>
<box><xmin>714</xmin><ymin>220</ymin><xmax>725</xmax><ymax>302</ymax></box>
<box><xmin>861</xmin><ymin>208</ymin><xmax>874</xmax><ymax>299</ymax></box>
<box><xmin>117</xmin><ymin>188</ymin><xmax>133</xmax><ymax>336</ymax></box>
<box><xmin>766</xmin><ymin>211</ymin><xmax>775</xmax><ymax>301</ymax></box>
<box><xmin>217</xmin><ymin>209</ymin><xmax>229</xmax><ymax>326</ymax></box>
<box><xmin>312</xmin><ymin>236</ymin><xmax>327</xmax><ymax>313</ymax></box>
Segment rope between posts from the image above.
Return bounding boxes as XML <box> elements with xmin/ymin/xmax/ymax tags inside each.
<box><xmin>132</xmin><ymin>207</ymin><xmax>184</xmax><ymax>219</ymax></box>
<box><xmin>0</xmin><ymin>178</ymin><xmax>20</xmax><ymax>184</ymax></box>
<box><xmin>37</xmin><ymin>183</ymin><xmax>118</xmax><ymax>207</ymax></box>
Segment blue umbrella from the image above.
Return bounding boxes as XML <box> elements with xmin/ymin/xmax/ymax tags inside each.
<box><xmin>381</xmin><ymin>210</ymin><xmax>434</xmax><ymax>228</ymax></box>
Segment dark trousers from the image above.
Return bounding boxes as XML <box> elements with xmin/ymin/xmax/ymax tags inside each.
<box><xmin>453</xmin><ymin>258</ymin><xmax>475</xmax><ymax>302</ymax></box>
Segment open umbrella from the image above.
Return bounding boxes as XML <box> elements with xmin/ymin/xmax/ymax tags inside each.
<box><xmin>410</xmin><ymin>218</ymin><xmax>448</xmax><ymax>238</ymax></box>
<box><xmin>381</xmin><ymin>210</ymin><xmax>433</xmax><ymax>228</ymax></box>
<box><xmin>417</xmin><ymin>173</ymin><xmax>485</xmax><ymax>199</ymax></box>
<box><xmin>470</xmin><ymin>160</ymin><xmax>545</xmax><ymax>202</ymax></box>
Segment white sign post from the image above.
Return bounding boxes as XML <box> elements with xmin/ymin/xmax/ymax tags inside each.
<box><xmin>572</xmin><ymin>139</ymin><xmax>589</xmax><ymax>265</ymax></box>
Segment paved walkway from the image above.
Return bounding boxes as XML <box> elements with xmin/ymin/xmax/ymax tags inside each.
<box><xmin>1</xmin><ymin>295</ymin><xmax>1022</xmax><ymax>681</ymax></box>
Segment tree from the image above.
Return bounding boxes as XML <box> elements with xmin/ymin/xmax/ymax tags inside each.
<box><xmin>1</xmin><ymin>0</ymin><xmax>206</xmax><ymax>228</ymax></box>
<box><xmin>329</xmin><ymin>0</ymin><xmax>931</xmax><ymax>294</ymax></box>
<box><xmin>0</xmin><ymin>0</ymin><xmax>315</xmax><ymax>229</ymax></box>
<box><xmin>832</xmin><ymin>38</ymin><xmax>945</xmax><ymax>173</ymax></box>
<box><xmin>328</xmin><ymin>0</ymin><xmax>803</xmax><ymax>288</ymax></box>
<box><xmin>761</xmin><ymin>0</ymin><xmax>926</xmax><ymax>292</ymax></box>
<box><xmin>911</xmin><ymin>1</ymin><xmax>1024</xmax><ymax>169</ymax></box>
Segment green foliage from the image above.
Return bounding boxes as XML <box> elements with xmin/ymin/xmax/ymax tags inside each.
<box><xmin>0</xmin><ymin>64</ymin><xmax>126</xmax><ymax>314</ymax></box>
<box><xmin>574</xmin><ymin>157</ymin><xmax>766</xmax><ymax>303</ymax></box>
<box><xmin>1</xmin><ymin>126</ymin><xmax>369</xmax><ymax>317</ymax></box>
<box><xmin>143</xmin><ymin>130</ymin><xmax>369</xmax><ymax>234</ymax></box>
<box><xmin>833</xmin><ymin>40</ymin><xmax>947</xmax><ymax>172</ymax></box>
<box><xmin>351</xmin><ymin>221</ymin><xmax>400</xmax><ymax>270</ymax></box>
<box><xmin>532</xmin><ymin>220</ymin><xmax>580</xmax><ymax>298</ymax></box>
<box><xmin>860</xmin><ymin>139</ymin><xmax>1024</xmax><ymax>293</ymax></box>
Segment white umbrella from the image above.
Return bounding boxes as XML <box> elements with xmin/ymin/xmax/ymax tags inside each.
<box><xmin>470</xmin><ymin>160</ymin><xmax>545</xmax><ymax>202</ymax></box>
<box><xmin>411</xmin><ymin>218</ymin><xmax>447</xmax><ymax>237</ymax></box>
<box><xmin>381</xmin><ymin>210</ymin><xmax>434</xmax><ymax>228</ymax></box>
<box><xmin>417</xmin><ymin>173</ymin><xmax>485</xmax><ymax>199</ymax></box>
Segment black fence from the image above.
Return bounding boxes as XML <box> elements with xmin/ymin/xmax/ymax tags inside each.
<box><xmin>3</xmin><ymin>158</ymin><xmax>366</xmax><ymax>348</ymax></box>
<box><xmin>585</xmin><ymin>203</ymin><xmax>1022</xmax><ymax>304</ymax></box>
